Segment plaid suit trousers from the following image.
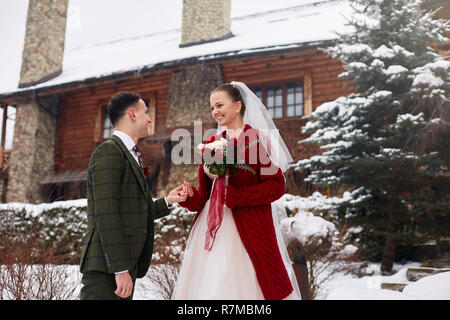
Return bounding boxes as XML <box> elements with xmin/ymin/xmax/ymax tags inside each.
<box><xmin>80</xmin><ymin>266</ymin><xmax>138</xmax><ymax>300</ymax></box>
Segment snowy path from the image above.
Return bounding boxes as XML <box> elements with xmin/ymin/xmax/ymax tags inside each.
<box><xmin>57</xmin><ymin>261</ymin><xmax>449</xmax><ymax>300</ymax></box>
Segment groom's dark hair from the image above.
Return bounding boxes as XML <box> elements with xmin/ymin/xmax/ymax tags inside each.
<box><xmin>107</xmin><ymin>91</ymin><xmax>141</xmax><ymax>126</ymax></box>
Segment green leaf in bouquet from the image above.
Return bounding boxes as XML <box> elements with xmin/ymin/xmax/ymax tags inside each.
<box><xmin>235</xmin><ymin>164</ymin><xmax>256</xmax><ymax>175</ymax></box>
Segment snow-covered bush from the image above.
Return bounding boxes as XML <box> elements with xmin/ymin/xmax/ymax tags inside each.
<box><xmin>0</xmin><ymin>200</ymin><xmax>87</xmax><ymax>262</ymax></box>
<box><xmin>153</xmin><ymin>203</ymin><xmax>194</xmax><ymax>265</ymax></box>
<box><xmin>0</xmin><ymin>215</ymin><xmax>77</xmax><ymax>300</ymax></box>
<box><xmin>273</xmin><ymin>194</ymin><xmax>360</xmax><ymax>299</ymax></box>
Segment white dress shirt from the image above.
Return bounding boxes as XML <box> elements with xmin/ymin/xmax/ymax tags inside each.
<box><xmin>112</xmin><ymin>130</ymin><xmax>171</xmax><ymax>274</ymax></box>
<box><xmin>113</xmin><ymin>130</ymin><xmax>140</xmax><ymax>166</ymax></box>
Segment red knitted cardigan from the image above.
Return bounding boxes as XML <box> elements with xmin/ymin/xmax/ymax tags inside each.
<box><xmin>179</xmin><ymin>124</ymin><xmax>293</xmax><ymax>300</ymax></box>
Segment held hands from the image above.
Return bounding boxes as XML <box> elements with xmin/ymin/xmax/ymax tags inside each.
<box><xmin>183</xmin><ymin>181</ymin><xmax>194</xmax><ymax>198</ymax></box>
<box><xmin>167</xmin><ymin>181</ymin><xmax>193</xmax><ymax>205</ymax></box>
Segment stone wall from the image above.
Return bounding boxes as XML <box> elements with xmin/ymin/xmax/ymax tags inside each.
<box><xmin>180</xmin><ymin>0</ymin><xmax>232</xmax><ymax>47</ymax></box>
<box><xmin>6</xmin><ymin>95</ymin><xmax>58</xmax><ymax>203</ymax></box>
<box><xmin>157</xmin><ymin>63</ymin><xmax>224</xmax><ymax>196</ymax></box>
<box><xmin>166</xmin><ymin>64</ymin><xmax>224</xmax><ymax>128</ymax></box>
<box><xmin>19</xmin><ymin>0</ymin><xmax>69</xmax><ymax>87</ymax></box>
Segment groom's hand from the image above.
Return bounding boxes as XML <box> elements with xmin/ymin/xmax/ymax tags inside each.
<box><xmin>167</xmin><ymin>185</ymin><xmax>188</xmax><ymax>204</ymax></box>
<box><xmin>114</xmin><ymin>272</ymin><xmax>133</xmax><ymax>299</ymax></box>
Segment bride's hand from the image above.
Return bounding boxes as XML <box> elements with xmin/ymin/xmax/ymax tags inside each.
<box><xmin>183</xmin><ymin>181</ymin><xmax>194</xmax><ymax>198</ymax></box>
<box><xmin>203</xmin><ymin>164</ymin><xmax>219</xmax><ymax>179</ymax></box>
<box><xmin>167</xmin><ymin>184</ymin><xmax>188</xmax><ymax>204</ymax></box>
<box><xmin>177</xmin><ymin>184</ymin><xmax>187</xmax><ymax>197</ymax></box>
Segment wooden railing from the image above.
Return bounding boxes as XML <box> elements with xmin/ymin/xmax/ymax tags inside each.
<box><xmin>0</xmin><ymin>148</ymin><xmax>11</xmax><ymax>172</ymax></box>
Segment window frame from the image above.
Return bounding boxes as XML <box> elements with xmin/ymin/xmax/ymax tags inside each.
<box><xmin>247</xmin><ymin>72</ymin><xmax>312</xmax><ymax>119</ymax></box>
<box><xmin>251</xmin><ymin>81</ymin><xmax>305</xmax><ymax>119</ymax></box>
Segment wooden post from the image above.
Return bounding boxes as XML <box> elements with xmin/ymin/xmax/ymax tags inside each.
<box><xmin>94</xmin><ymin>99</ymin><xmax>107</xmax><ymax>144</ymax></box>
<box><xmin>303</xmin><ymin>70</ymin><xmax>313</xmax><ymax>115</ymax></box>
<box><xmin>292</xmin><ymin>250</ymin><xmax>310</xmax><ymax>300</ymax></box>
<box><xmin>149</xmin><ymin>93</ymin><xmax>156</xmax><ymax>135</ymax></box>
<box><xmin>0</xmin><ymin>102</ymin><xmax>7</xmax><ymax>170</ymax></box>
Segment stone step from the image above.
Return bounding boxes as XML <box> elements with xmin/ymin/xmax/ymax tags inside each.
<box><xmin>406</xmin><ymin>267</ymin><xmax>450</xmax><ymax>282</ymax></box>
<box><xmin>380</xmin><ymin>283</ymin><xmax>408</xmax><ymax>292</ymax></box>
<box><xmin>421</xmin><ymin>257</ymin><xmax>450</xmax><ymax>269</ymax></box>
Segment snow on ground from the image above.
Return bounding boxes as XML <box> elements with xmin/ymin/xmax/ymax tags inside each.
<box><xmin>324</xmin><ymin>262</ymin><xmax>450</xmax><ymax>300</ymax></box>
<box><xmin>402</xmin><ymin>271</ymin><xmax>450</xmax><ymax>300</ymax></box>
<box><xmin>0</xmin><ymin>199</ymin><xmax>87</xmax><ymax>218</ymax></box>
<box><xmin>61</xmin><ymin>261</ymin><xmax>450</xmax><ymax>300</ymax></box>
<box><xmin>66</xmin><ymin>264</ymin><xmax>166</xmax><ymax>300</ymax></box>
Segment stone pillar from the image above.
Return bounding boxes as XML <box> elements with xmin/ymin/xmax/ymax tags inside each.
<box><xmin>180</xmin><ymin>0</ymin><xmax>232</xmax><ymax>47</ymax></box>
<box><xmin>6</xmin><ymin>95</ymin><xmax>58</xmax><ymax>203</ymax></box>
<box><xmin>19</xmin><ymin>0</ymin><xmax>69</xmax><ymax>88</ymax></box>
<box><xmin>157</xmin><ymin>64</ymin><xmax>224</xmax><ymax>196</ymax></box>
<box><xmin>166</xmin><ymin>64</ymin><xmax>224</xmax><ymax>128</ymax></box>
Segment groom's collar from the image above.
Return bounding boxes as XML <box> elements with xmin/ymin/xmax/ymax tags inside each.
<box><xmin>113</xmin><ymin>130</ymin><xmax>136</xmax><ymax>152</ymax></box>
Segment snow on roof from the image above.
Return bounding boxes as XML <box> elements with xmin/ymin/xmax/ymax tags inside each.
<box><xmin>0</xmin><ymin>0</ymin><xmax>353</xmax><ymax>97</ymax></box>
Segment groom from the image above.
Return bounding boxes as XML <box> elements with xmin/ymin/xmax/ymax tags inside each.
<box><xmin>79</xmin><ymin>91</ymin><xmax>186</xmax><ymax>300</ymax></box>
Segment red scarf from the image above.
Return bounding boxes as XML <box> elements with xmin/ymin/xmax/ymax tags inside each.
<box><xmin>204</xmin><ymin>176</ymin><xmax>227</xmax><ymax>250</ymax></box>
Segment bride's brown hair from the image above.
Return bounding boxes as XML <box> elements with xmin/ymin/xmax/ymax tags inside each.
<box><xmin>212</xmin><ymin>83</ymin><xmax>246</xmax><ymax>117</ymax></box>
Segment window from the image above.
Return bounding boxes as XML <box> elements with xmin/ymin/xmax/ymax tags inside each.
<box><xmin>267</xmin><ymin>86</ymin><xmax>283</xmax><ymax>119</ymax></box>
<box><xmin>0</xmin><ymin>103</ymin><xmax>15</xmax><ymax>174</ymax></box>
<box><xmin>102</xmin><ymin>107</ymin><xmax>114</xmax><ymax>139</ymax></box>
<box><xmin>286</xmin><ymin>82</ymin><xmax>304</xmax><ymax>117</ymax></box>
<box><xmin>251</xmin><ymin>81</ymin><xmax>304</xmax><ymax>119</ymax></box>
<box><xmin>0</xmin><ymin>104</ymin><xmax>16</xmax><ymax>149</ymax></box>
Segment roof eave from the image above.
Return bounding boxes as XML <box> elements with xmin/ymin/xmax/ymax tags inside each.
<box><xmin>0</xmin><ymin>38</ymin><xmax>337</xmax><ymax>101</ymax></box>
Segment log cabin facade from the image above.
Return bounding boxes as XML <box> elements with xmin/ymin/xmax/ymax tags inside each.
<box><xmin>0</xmin><ymin>0</ymin><xmax>448</xmax><ymax>203</ymax></box>
<box><xmin>50</xmin><ymin>46</ymin><xmax>353</xmax><ymax>200</ymax></box>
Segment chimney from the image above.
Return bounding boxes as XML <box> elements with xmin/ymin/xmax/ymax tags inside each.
<box><xmin>180</xmin><ymin>0</ymin><xmax>232</xmax><ymax>48</ymax></box>
<box><xmin>19</xmin><ymin>0</ymin><xmax>69</xmax><ymax>88</ymax></box>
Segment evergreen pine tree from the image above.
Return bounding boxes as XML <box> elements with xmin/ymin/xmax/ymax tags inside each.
<box><xmin>295</xmin><ymin>0</ymin><xmax>449</xmax><ymax>273</ymax></box>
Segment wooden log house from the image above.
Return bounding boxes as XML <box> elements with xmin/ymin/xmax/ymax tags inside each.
<box><xmin>0</xmin><ymin>0</ymin><xmax>447</xmax><ymax>203</ymax></box>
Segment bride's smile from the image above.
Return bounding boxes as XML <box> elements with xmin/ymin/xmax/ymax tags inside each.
<box><xmin>210</xmin><ymin>90</ymin><xmax>243</xmax><ymax>129</ymax></box>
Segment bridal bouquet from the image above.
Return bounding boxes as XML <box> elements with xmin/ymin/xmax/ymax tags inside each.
<box><xmin>196</xmin><ymin>135</ymin><xmax>255</xmax><ymax>177</ymax></box>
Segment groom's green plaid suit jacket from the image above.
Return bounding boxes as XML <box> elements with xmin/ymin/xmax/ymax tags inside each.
<box><xmin>79</xmin><ymin>135</ymin><xmax>170</xmax><ymax>278</ymax></box>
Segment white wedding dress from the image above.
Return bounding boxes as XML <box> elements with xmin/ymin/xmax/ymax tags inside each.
<box><xmin>171</xmin><ymin>168</ymin><xmax>301</xmax><ymax>300</ymax></box>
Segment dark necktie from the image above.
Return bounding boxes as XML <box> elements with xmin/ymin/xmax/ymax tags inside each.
<box><xmin>132</xmin><ymin>145</ymin><xmax>144</xmax><ymax>170</ymax></box>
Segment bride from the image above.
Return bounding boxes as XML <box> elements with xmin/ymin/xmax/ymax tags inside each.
<box><xmin>172</xmin><ymin>81</ymin><xmax>301</xmax><ymax>300</ymax></box>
